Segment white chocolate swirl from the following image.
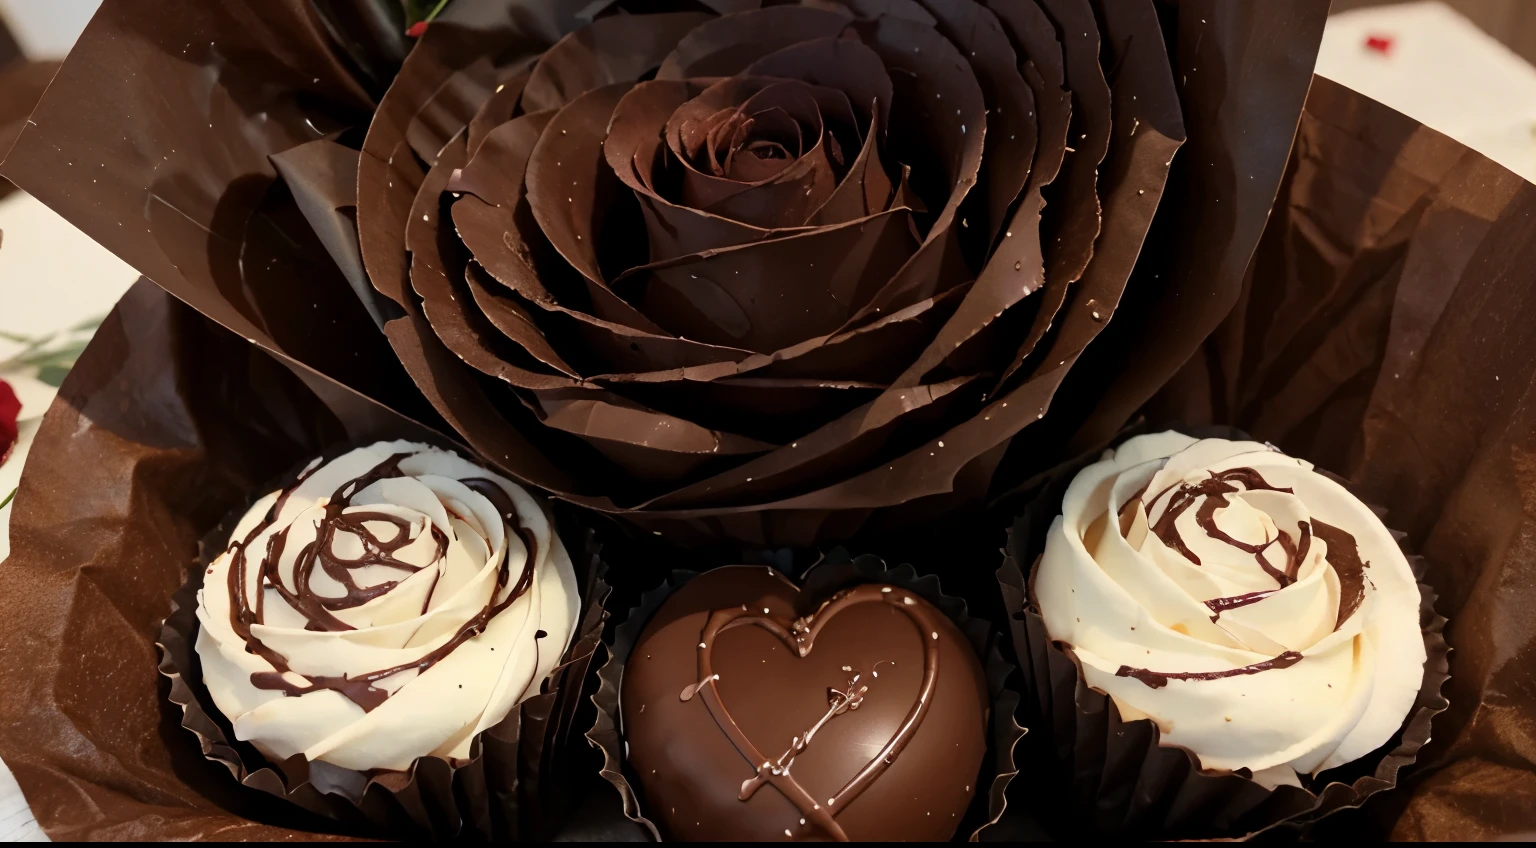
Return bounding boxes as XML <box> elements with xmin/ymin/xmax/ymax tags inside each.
<box><xmin>1035</xmin><ymin>433</ymin><xmax>1424</xmax><ymax>781</ymax></box>
<box><xmin>195</xmin><ymin>441</ymin><xmax>578</xmax><ymax>771</ymax></box>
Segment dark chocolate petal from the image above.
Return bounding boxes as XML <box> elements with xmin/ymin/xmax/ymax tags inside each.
<box><xmin>881</xmin><ymin>59</ymin><xmax>1064</xmax><ymax>386</ymax></box>
<box><xmin>1035</xmin><ymin>0</ymin><xmax>1112</xmax><ymax>292</ymax></box>
<box><xmin>465</xmin><ymin>262</ymin><xmax>750</xmax><ymax>377</ymax></box>
<box><xmin>406</xmin><ymin>55</ymin><xmax>500</xmax><ymax>166</ymax></box>
<box><xmin>360</xmin><ymin>36</ymin><xmax>448</xmax><ymax>310</ymax></box>
<box><xmin>918</xmin><ymin>0</ymin><xmax>1037</xmax><ymax>244</ymax></box>
<box><xmin>466</xmin><ymin>66</ymin><xmax>533</xmax><ymax>156</ymax></box>
<box><xmin>531</xmin><ymin>388</ymin><xmax>775</xmax><ymax>483</ymax></box>
<box><xmin>755</xmin><ymin>283</ymin><xmax>971</xmax><ymax>383</ymax></box>
<box><xmin>521</xmin><ymin>12</ymin><xmax>713</xmax><ymax>113</ymax></box>
<box><xmin>410</xmin><ymin>135</ymin><xmax>577</xmax><ymax>390</ymax></box>
<box><xmin>840</xmin><ymin>13</ymin><xmax>987</xmax><ymax>317</ymax></box>
<box><xmin>647</xmin><ymin>374</ymin><xmax>982</xmax><ymax>509</ymax></box>
<box><xmin>463</xmin><ymin>263</ymin><xmax>582</xmax><ymax>379</ymax></box>
<box><xmin>619</xmin><ymin>209</ymin><xmax>917</xmax><ymax>353</ymax></box>
<box><xmin>608</xmin><ymin>377</ymin><xmax>883</xmax><ymax>445</ymax></box>
<box><xmin>607</xmin><ymin>79</ymin><xmax>794</xmax><ymax>259</ymax></box>
<box><xmin>524</xmin><ymin>82</ymin><xmax>658</xmax><ymax>327</ymax></box>
<box><xmin>1069</xmin><ymin>1</ymin><xmax>1330</xmax><ymax>454</ymax></box>
<box><xmin>448</xmin><ymin>109</ymin><xmax>552</xmax><ymax>207</ymax></box>
<box><xmin>1013</xmin><ymin>0</ymin><xmax>1183</xmax><ymax>385</ymax></box>
<box><xmin>654</xmin><ymin>5</ymin><xmax>853</xmax><ymax>79</ymax></box>
<box><xmin>806</xmin><ymin>103</ymin><xmax>892</xmax><ymax>226</ymax></box>
<box><xmin>666</xmin><ymin>78</ymin><xmax>838</xmax><ymax>227</ymax></box>
<box><xmin>821</xmin><ymin>0</ymin><xmax>938</xmax><ymax>25</ymax></box>
<box><xmin>742</xmin><ymin>33</ymin><xmax>893</xmax><ymax>137</ymax></box>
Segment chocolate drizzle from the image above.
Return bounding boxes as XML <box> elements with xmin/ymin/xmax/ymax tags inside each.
<box><xmin>225</xmin><ymin>454</ymin><xmax>540</xmax><ymax>712</ymax></box>
<box><xmin>1203</xmin><ymin>590</ymin><xmax>1276</xmax><ymax>621</ymax></box>
<box><xmin>1115</xmin><ymin>650</ymin><xmax>1304</xmax><ymax>689</ymax></box>
<box><xmin>1313</xmin><ymin>519</ymin><xmax>1369</xmax><ymax>629</ymax></box>
<box><xmin>1116</xmin><ymin>468</ymin><xmax>1380</xmax><ymax>689</ymax></box>
<box><xmin>683</xmin><ymin>585</ymin><xmax>943</xmax><ymax>842</ymax></box>
<box><xmin>1147</xmin><ymin>468</ymin><xmax>1313</xmax><ymax>589</ymax></box>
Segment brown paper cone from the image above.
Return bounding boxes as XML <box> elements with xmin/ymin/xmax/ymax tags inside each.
<box><xmin>585</xmin><ymin>550</ymin><xmax>1026</xmax><ymax>842</ymax></box>
<box><xmin>997</xmin><ymin>432</ymin><xmax>1451</xmax><ymax>839</ymax></box>
<box><xmin>157</xmin><ymin>500</ymin><xmax>610</xmax><ymax>840</ymax></box>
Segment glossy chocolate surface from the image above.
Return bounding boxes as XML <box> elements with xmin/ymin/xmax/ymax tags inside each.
<box><xmin>621</xmin><ymin>566</ymin><xmax>988</xmax><ymax>842</ymax></box>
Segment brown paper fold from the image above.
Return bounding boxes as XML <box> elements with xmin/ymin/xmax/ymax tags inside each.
<box><xmin>156</xmin><ymin>503</ymin><xmax>610</xmax><ymax>840</ymax></box>
<box><xmin>997</xmin><ymin>430</ymin><xmax>1451</xmax><ymax>839</ymax></box>
<box><xmin>585</xmin><ymin>550</ymin><xmax>1025</xmax><ymax>842</ymax></box>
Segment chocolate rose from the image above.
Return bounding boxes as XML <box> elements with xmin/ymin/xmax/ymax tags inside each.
<box><xmin>1033</xmin><ymin>433</ymin><xmax>1426</xmax><ymax>785</ymax></box>
<box><xmin>359</xmin><ymin>0</ymin><xmax>1184</xmax><ymax>542</ymax></box>
<box><xmin>195</xmin><ymin>441</ymin><xmax>580</xmax><ymax>772</ymax></box>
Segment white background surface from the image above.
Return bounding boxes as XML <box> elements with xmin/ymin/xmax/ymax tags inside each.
<box><xmin>1</xmin><ymin>0</ymin><xmax>1535</xmax><ymax>841</ymax></box>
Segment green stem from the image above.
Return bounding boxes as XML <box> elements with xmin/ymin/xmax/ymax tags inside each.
<box><xmin>0</xmin><ymin>488</ymin><xmax>14</xmax><ymax>511</ymax></box>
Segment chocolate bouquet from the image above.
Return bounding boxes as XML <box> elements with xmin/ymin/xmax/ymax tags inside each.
<box><xmin>0</xmin><ymin>0</ymin><xmax>1534</xmax><ymax>842</ymax></box>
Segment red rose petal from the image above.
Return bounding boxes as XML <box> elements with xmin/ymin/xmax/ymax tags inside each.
<box><xmin>1365</xmin><ymin>34</ymin><xmax>1393</xmax><ymax>55</ymax></box>
<box><xmin>0</xmin><ymin>378</ymin><xmax>19</xmax><ymax>465</ymax></box>
<box><xmin>405</xmin><ymin>21</ymin><xmax>429</xmax><ymax>38</ymax></box>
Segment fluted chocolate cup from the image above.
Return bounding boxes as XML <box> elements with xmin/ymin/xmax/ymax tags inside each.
<box><xmin>587</xmin><ymin>551</ymin><xmax>1024</xmax><ymax>841</ymax></box>
<box><xmin>158</xmin><ymin>453</ymin><xmax>611</xmax><ymax>840</ymax></box>
<box><xmin>998</xmin><ymin>430</ymin><xmax>1451</xmax><ymax>839</ymax></box>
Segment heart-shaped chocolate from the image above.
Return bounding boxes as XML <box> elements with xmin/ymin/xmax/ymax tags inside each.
<box><xmin>621</xmin><ymin>566</ymin><xmax>989</xmax><ymax>841</ymax></box>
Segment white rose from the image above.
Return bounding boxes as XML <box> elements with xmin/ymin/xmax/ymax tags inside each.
<box><xmin>195</xmin><ymin>440</ymin><xmax>579</xmax><ymax>772</ymax></box>
<box><xmin>1034</xmin><ymin>432</ymin><xmax>1424</xmax><ymax>785</ymax></box>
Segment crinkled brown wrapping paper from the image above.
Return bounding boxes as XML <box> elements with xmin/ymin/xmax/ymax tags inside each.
<box><xmin>1139</xmin><ymin>75</ymin><xmax>1536</xmax><ymax>841</ymax></box>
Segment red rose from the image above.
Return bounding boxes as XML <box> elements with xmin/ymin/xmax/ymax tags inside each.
<box><xmin>0</xmin><ymin>378</ymin><xmax>18</xmax><ymax>465</ymax></box>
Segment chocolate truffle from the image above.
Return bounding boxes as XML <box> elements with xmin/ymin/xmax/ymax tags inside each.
<box><xmin>1034</xmin><ymin>433</ymin><xmax>1426</xmax><ymax>787</ymax></box>
<box><xmin>621</xmin><ymin>566</ymin><xmax>988</xmax><ymax>841</ymax></box>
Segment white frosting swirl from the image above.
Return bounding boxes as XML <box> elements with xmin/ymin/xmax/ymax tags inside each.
<box><xmin>195</xmin><ymin>440</ymin><xmax>579</xmax><ymax>772</ymax></box>
<box><xmin>1035</xmin><ymin>433</ymin><xmax>1424</xmax><ymax>781</ymax></box>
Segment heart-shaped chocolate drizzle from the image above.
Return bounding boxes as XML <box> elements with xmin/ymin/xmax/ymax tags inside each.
<box><xmin>621</xmin><ymin>566</ymin><xmax>988</xmax><ymax>842</ymax></box>
<box><xmin>687</xmin><ymin>585</ymin><xmax>942</xmax><ymax>840</ymax></box>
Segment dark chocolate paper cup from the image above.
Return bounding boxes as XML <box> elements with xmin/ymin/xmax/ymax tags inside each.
<box><xmin>998</xmin><ymin>432</ymin><xmax>1451</xmax><ymax>839</ymax></box>
<box><xmin>584</xmin><ymin>551</ymin><xmax>1025</xmax><ymax>842</ymax></box>
<box><xmin>157</xmin><ymin>498</ymin><xmax>612</xmax><ymax>840</ymax></box>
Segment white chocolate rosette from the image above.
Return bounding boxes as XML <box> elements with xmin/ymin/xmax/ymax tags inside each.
<box><xmin>1033</xmin><ymin>432</ymin><xmax>1426</xmax><ymax>785</ymax></box>
<box><xmin>194</xmin><ymin>440</ymin><xmax>580</xmax><ymax>772</ymax></box>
